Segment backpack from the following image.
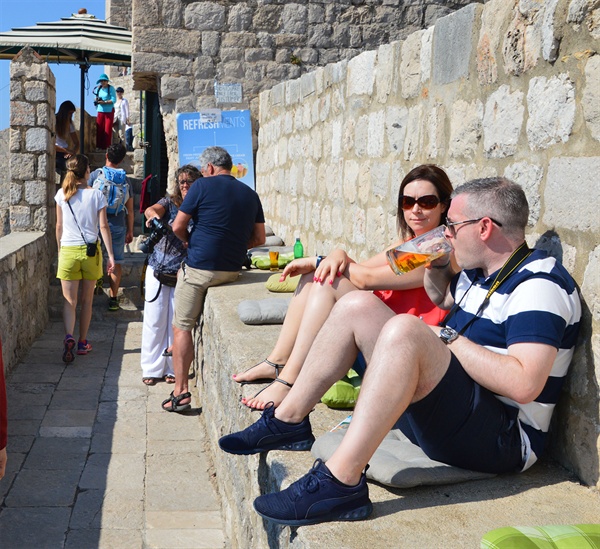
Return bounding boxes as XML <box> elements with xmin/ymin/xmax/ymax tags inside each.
<box><xmin>92</xmin><ymin>167</ymin><xmax>130</xmax><ymax>215</ymax></box>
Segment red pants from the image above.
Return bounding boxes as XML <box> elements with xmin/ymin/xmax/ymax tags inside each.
<box><xmin>96</xmin><ymin>110</ymin><xmax>114</xmax><ymax>149</ymax></box>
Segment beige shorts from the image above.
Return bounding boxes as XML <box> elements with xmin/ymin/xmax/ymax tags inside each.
<box><xmin>172</xmin><ymin>263</ymin><xmax>239</xmax><ymax>331</ymax></box>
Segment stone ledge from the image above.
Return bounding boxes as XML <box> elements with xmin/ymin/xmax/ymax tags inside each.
<box><xmin>198</xmin><ymin>269</ymin><xmax>599</xmax><ymax>548</ymax></box>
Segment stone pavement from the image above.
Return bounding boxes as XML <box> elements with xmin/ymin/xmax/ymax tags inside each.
<box><xmin>0</xmin><ymin>318</ymin><xmax>225</xmax><ymax>549</ymax></box>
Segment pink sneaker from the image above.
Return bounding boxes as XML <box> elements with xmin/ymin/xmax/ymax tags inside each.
<box><xmin>77</xmin><ymin>340</ymin><xmax>92</xmax><ymax>355</ymax></box>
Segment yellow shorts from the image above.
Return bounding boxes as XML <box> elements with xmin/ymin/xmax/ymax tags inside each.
<box><xmin>56</xmin><ymin>244</ymin><xmax>103</xmax><ymax>281</ymax></box>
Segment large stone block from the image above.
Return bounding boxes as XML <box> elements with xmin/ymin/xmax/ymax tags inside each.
<box><xmin>25</xmin><ymin>128</ymin><xmax>50</xmax><ymax>153</ymax></box>
<box><xmin>10</xmin><ymin>154</ymin><xmax>36</xmax><ymax>180</ymax></box>
<box><xmin>367</xmin><ymin>110</ymin><xmax>385</xmax><ymax>158</ymax></box>
<box><xmin>184</xmin><ymin>2</ymin><xmax>226</xmax><ymax>31</ymax></box>
<box><xmin>24</xmin><ymin>81</ymin><xmax>49</xmax><ymax>103</ymax></box>
<box><xmin>10</xmin><ymin>102</ymin><xmax>35</xmax><ymax>127</ymax></box>
<box><xmin>483</xmin><ymin>85</ymin><xmax>524</xmax><ymax>158</ymax></box>
<box><xmin>404</xmin><ymin>104</ymin><xmax>423</xmax><ymax>161</ymax></box>
<box><xmin>432</xmin><ymin>4</ymin><xmax>479</xmax><ymax>85</ymax></box>
<box><xmin>477</xmin><ymin>0</ymin><xmax>514</xmax><ymax>85</ymax></box>
<box><xmin>194</xmin><ymin>56</ymin><xmax>215</xmax><ymax>80</ymax></box>
<box><xmin>133</xmin><ymin>52</ymin><xmax>193</xmax><ymax>75</ymax></box>
<box><xmin>583</xmin><ymin>55</ymin><xmax>600</xmax><ymax>141</ymax></box>
<box><xmin>503</xmin><ymin>9</ymin><xmax>541</xmax><ymax>77</ymax></box>
<box><xmin>400</xmin><ymin>30</ymin><xmax>425</xmax><ymax>98</ymax></box>
<box><xmin>36</xmin><ymin>103</ymin><xmax>52</xmax><ymax>129</ymax></box>
<box><xmin>160</xmin><ymin>76</ymin><xmax>191</xmax><ymax>100</ymax></box>
<box><xmin>25</xmin><ymin>181</ymin><xmax>46</xmax><ymax>206</ymax></box>
<box><xmin>253</xmin><ymin>5</ymin><xmax>283</xmax><ymax>31</ymax></box>
<box><xmin>132</xmin><ymin>0</ymin><xmax>159</xmax><ymax>27</ymax></box>
<box><xmin>526</xmin><ymin>75</ymin><xmax>575</xmax><ymax>150</ymax></box>
<box><xmin>135</xmin><ymin>28</ymin><xmax>201</xmax><ymax>55</ymax></box>
<box><xmin>541</xmin><ymin>0</ymin><xmax>561</xmax><ymax>62</ymax></box>
<box><xmin>504</xmin><ymin>161</ymin><xmax>543</xmax><ymax>226</ymax></box>
<box><xmin>426</xmin><ymin>103</ymin><xmax>445</xmax><ymax>159</ymax></box>
<box><xmin>282</xmin><ymin>4</ymin><xmax>308</xmax><ymax>35</ymax></box>
<box><xmin>9</xmin><ymin>205</ymin><xmax>31</xmax><ymax>230</ymax></box>
<box><xmin>582</xmin><ymin>245</ymin><xmax>600</xmax><ymax>321</ymax></box>
<box><xmin>420</xmin><ymin>26</ymin><xmax>434</xmax><ymax>83</ymax></box>
<box><xmin>347</xmin><ymin>49</ymin><xmax>377</xmax><ymax>97</ymax></box>
<box><xmin>449</xmin><ymin>99</ymin><xmax>483</xmax><ymax>159</ymax></box>
<box><xmin>544</xmin><ymin>156</ymin><xmax>600</xmax><ymax>232</ymax></box>
<box><xmin>385</xmin><ymin>106</ymin><xmax>409</xmax><ymax>154</ymax></box>
<box><xmin>228</xmin><ymin>4</ymin><xmax>253</xmax><ymax>32</ymax></box>
<box><xmin>375</xmin><ymin>42</ymin><xmax>399</xmax><ymax>104</ymax></box>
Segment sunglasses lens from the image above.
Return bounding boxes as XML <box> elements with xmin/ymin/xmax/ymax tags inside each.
<box><xmin>400</xmin><ymin>195</ymin><xmax>440</xmax><ymax>210</ymax></box>
<box><xmin>418</xmin><ymin>195</ymin><xmax>440</xmax><ymax>210</ymax></box>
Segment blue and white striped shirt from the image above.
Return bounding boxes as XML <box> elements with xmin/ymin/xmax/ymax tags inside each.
<box><xmin>448</xmin><ymin>249</ymin><xmax>581</xmax><ymax>469</ymax></box>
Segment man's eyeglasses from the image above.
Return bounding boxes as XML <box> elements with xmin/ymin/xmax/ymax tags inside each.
<box><xmin>445</xmin><ymin>217</ymin><xmax>503</xmax><ymax>236</ymax></box>
<box><xmin>399</xmin><ymin>195</ymin><xmax>441</xmax><ymax>210</ymax></box>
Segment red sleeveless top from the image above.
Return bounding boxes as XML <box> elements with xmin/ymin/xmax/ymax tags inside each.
<box><xmin>373</xmin><ymin>287</ymin><xmax>446</xmax><ymax>326</ymax></box>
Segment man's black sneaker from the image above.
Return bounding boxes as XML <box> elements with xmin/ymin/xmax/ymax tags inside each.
<box><xmin>253</xmin><ymin>458</ymin><xmax>372</xmax><ymax>526</ymax></box>
<box><xmin>218</xmin><ymin>404</ymin><xmax>314</xmax><ymax>455</ymax></box>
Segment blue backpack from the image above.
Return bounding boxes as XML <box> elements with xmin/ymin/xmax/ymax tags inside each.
<box><xmin>92</xmin><ymin>167</ymin><xmax>130</xmax><ymax>215</ymax></box>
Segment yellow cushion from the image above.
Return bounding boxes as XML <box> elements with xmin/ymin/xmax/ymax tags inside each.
<box><xmin>265</xmin><ymin>273</ymin><xmax>300</xmax><ymax>293</ymax></box>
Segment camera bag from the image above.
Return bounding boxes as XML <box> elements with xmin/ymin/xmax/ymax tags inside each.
<box><xmin>153</xmin><ymin>267</ymin><xmax>177</xmax><ymax>287</ymax></box>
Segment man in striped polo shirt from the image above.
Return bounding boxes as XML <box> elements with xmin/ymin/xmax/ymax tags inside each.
<box><xmin>219</xmin><ymin>177</ymin><xmax>581</xmax><ymax>527</ymax></box>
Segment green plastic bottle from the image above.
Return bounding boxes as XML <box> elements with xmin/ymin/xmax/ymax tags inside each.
<box><xmin>293</xmin><ymin>237</ymin><xmax>304</xmax><ymax>259</ymax></box>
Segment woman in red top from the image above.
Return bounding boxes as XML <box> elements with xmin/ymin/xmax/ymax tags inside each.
<box><xmin>234</xmin><ymin>164</ymin><xmax>454</xmax><ymax>409</ymax></box>
<box><xmin>0</xmin><ymin>338</ymin><xmax>7</xmax><ymax>480</ymax></box>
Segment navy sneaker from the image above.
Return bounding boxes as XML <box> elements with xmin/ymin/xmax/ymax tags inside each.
<box><xmin>218</xmin><ymin>404</ymin><xmax>314</xmax><ymax>455</ymax></box>
<box><xmin>253</xmin><ymin>459</ymin><xmax>372</xmax><ymax>526</ymax></box>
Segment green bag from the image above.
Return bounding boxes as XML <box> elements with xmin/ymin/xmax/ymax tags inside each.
<box><xmin>321</xmin><ymin>368</ymin><xmax>361</xmax><ymax>409</ymax></box>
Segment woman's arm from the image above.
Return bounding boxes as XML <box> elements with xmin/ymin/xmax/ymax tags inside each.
<box><xmin>56</xmin><ymin>205</ymin><xmax>63</xmax><ymax>249</ymax></box>
<box><xmin>144</xmin><ymin>203</ymin><xmax>167</xmax><ymax>223</ymax></box>
<box><xmin>98</xmin><ymin>207</ymin><xmax>115</xmax><ymax>274</ymax></box>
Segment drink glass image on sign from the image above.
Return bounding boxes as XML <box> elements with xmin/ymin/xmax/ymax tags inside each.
<box><xmin>386</xmin><ymin>225</ymin><xmax>453</xmax><ymax>275</ymax></box>
<box><xmin>269</xmin><ymin>250</ymin><xmax>280</xmax><ymax>271</ymax></box>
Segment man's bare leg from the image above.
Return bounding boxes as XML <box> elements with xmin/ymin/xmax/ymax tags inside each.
<box><xmin>273</xmin><ymin>292</ymin><xmax>451</xmax><ymax>485</ymax></box>
<box><xmin>164</xmin><ymin>325</ymin><xmax>193</xmax><ymax>409</ymax></box>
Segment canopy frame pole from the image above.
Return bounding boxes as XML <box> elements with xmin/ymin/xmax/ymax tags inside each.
<box><xmin>78</xmin><ymin>57</ymin><xmax>90</xmax><ymax>154</ymax></box>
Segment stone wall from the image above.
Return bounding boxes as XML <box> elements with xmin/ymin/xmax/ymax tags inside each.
<box><xmin>0</xmin><ymin>47</ymin><xmax>56</xmax><ymax>372</ymax></box>
<box><xmin>255</xmin><ymin>0</ymin><xmax>600</xmax><ymax>487</ymax></box>
<box><xmin>128</xmin><ymin>0</ymin><xmax>484</xmax><ymax>188</ymax></box>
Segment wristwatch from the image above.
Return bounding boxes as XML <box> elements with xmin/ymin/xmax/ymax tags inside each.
<box><xmin>439</xmin><ymin>326</ymin><xmax>459</xmax><ymax>345</ymax></box>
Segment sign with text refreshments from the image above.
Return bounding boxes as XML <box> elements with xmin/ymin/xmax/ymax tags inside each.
<box><xmin>176</xmin><ymin>110</ymin><xmax>255</xmax><ymax>189</ymax></box>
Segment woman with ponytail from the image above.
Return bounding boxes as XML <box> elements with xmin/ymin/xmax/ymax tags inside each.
<box><xmin>54</xmin><ymin>154</ymin><xmax>116</xmax><ymax>363</ymax></box>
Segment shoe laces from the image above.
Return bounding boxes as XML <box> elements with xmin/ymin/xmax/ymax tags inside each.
<box><xmin>291</xmin><ymin>459</ymin><xmax>330</xmax><ymax>498</ymax></box>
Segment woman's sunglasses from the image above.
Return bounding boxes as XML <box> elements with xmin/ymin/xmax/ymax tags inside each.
<box><xmin>399</xmin><ymin>194</ymin><xmax>441</xmax><ymax>210</ymax></box>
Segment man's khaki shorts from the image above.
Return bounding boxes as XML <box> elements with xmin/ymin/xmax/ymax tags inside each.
<box><xmin>172</xmin><ymin>263</ymin><xmax>239</xmax><ymax>331</ymax></box>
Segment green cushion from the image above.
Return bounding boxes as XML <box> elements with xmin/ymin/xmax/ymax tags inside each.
<box><xmin>481</xmin><ymin>525</ymin><xmax>600</xmax><ymax>549</ymax></box>
<box><xmin>265</xmin><ymin>273</ymin><xmax>300</xmax><ymax>293</ymax></box>
<box><xmin>321</xmin><ymin>369</ymin><xmax>361</xmax><ymax>409</ymax></box>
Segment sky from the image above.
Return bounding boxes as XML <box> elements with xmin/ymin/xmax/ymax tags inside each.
<box><xmin>0</xmin><ymin>0</ymin><xmax>109</xmax><ymax>130</ymax></box>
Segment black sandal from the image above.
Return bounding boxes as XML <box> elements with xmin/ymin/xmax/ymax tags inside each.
<box><xmin>244</xmin><ymin>378</ymin><xmax>293</xmax><ymax>411</ymax></box>
<box><xmin>235</xmin><ymin>358</ymin><xmax>285</xmax><ymax>385</ymax></box>
<box><xmin>161</xmin><ymin>391</ymin><xmax>192</xmax><ymax>413</ymax></box>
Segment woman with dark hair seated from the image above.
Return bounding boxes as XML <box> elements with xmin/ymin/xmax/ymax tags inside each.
<box><xmin>234</xmin><ymin>164</ymin><xmax>454</xmax><ymax>409</ymax></box>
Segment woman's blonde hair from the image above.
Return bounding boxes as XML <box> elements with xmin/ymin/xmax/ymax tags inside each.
<box><xmin>62</xmin><ymin>154</ymin><xmax>89</xmax><ymax>202</ymax></box>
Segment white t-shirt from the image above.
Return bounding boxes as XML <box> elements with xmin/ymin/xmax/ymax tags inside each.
<box><xmin>54</xmin><ymin>187</ymin><xmax>107</xmax><ymax>246</ymax></box>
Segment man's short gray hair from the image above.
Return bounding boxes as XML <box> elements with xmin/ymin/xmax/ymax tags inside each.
<box><xmin>452</xmin><ymin>177</ymin><xmax>529</xmax><ymax>238</ymax></box>
<box><xmin>199</xmin><ymin>146</ymin><xmax>233</xmax><ymax>171</ymax></box>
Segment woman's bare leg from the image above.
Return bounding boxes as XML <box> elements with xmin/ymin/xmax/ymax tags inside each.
<box><xmin>242</xmin><ymin>275</ymin><xmax>360</xmax><ymax>409</ymax></box>
<box><xmin>61</xmin><ymin>280</ymin><xmax>80</xmax><ymax>336</ymax></box>
<box><xmin>78</xmin><ymin>279</ymin><xmax>96</xmax><ymax>342</ymax></box>
<box><xmin>233</xmin><ymin>273</ymin><xmax>315</xmax><ymax>383</ymax></box>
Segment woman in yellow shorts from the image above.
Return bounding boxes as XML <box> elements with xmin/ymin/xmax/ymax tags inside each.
<box><xmin>55</xmin><ymin>154</ymin><xmax>115</xmax><ymax>363</ymax></box>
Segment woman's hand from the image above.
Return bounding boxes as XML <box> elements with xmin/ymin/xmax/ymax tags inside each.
<box><xmin>314</xmin><ymin>249</ymin><xmax>348</xmax><ymax>285</ymax></box>
<box><xmin>145</xmin><ymin>216</ymin><xmax>159</xmax><ymax>228</ymax></box>
<box><xmin>280</xmin><ymin>258</ymin><xmax>318</xmax><ymax>281</ymax></box>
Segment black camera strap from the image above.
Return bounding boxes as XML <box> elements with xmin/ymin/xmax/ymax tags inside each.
<box><xmin>439</xmin><ymin>242</ymin><xmax>532</xmax><ymax>335</ymax></box>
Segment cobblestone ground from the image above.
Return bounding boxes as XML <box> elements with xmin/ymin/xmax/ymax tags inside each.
<box><xmin>0</xmin><ymin>319</ymin><xmax>225</xmax><ymax>549</ymax></box>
